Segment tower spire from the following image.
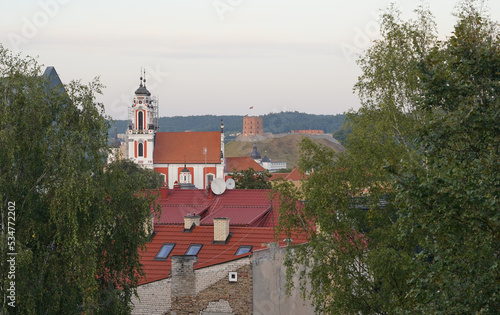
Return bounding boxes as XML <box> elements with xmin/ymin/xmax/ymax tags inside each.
<box><xmin>139</xmin><ymin>68</ymin><xmax>143</xmax><ymax>87</ymax></box>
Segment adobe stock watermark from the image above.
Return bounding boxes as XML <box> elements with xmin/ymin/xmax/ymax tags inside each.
<box><xmin>7</xmin><ymin>0</ymin><xmax>72</xmax><ymax>53</ymax></box>
<box><xmin>109</xmin><ymin>65</ymin><xmax>169</xmax><ymax>112</ymax></box>
<box><xmin>213</xmin><ymin>0</ymin><xmax>245</xmax><ymax>21</ymax></box>
<box><xmin>340</xmin><ymin>1</ymin><xmax>401</xmax><ymax>64</ymax></box>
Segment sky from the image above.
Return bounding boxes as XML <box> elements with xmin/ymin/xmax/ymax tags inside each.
<box><xmin>1</xmin><ymin>0</ymin><xmax>499</xmax><ymax>120</ymax></box>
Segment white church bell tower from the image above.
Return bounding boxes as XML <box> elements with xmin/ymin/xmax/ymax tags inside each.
<box><xmin>127</xmin><ymin>70</ymin><xmax>159</xmax><ymax>169</ymax></box>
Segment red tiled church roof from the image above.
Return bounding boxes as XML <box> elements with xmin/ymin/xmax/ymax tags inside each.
<box><xmin>153</xmin><ymin>132</ymin><xmax>221</xmax><ymax>164</ymax></box>
<box><xmin>225</xmin><ymin>157</ymin><xmax>265</xmax><ymax>172</ymax></box>
<box><xmin>138</xmin><ymin>225</ymin><xmax>309</xmax><ymax>285</ymax></box>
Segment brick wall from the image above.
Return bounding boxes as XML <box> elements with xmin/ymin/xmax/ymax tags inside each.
<box><xmin>131</xmin><ymin>257</ymin><xmax>251</xmax><ymax>314</ymax></box>
<box><xmin>170</xmin><ymin>264</ymin><xmax>253</xmax><ymax>315</ymax></box>
<box><xmin>171</xmin><ymin>256</ymin><xmax>197</xmax><ymax>297</ymax></box>
<box><xmin>291</xmin><ymin>129</ymin><xmax>324</xmax><ymax>135</ymax></box>
<box><xmin>131</xmin><ymin>278</ymin><xmax>171</xmax><ymax>315</ymax></box>
<box><xmin>213</xmin><ymin>218</ymin><xmax>230</xmax><ymax>242</ymax></box>
<box><xmin>196</xmin><ymin>258</ymin><xmax>251</xmax><ymax>293</ymax></box>
<box><xmin>242</xmin><ymin>116</ymin><xmax>263</xmax><ymax>136</ymax></box>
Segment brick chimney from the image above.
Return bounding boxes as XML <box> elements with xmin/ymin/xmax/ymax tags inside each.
<box><xmin>183</xmin><ymin>213</ymin><xmax>201</xmax><ymax>232</ymax></box>
<box><xmin>160</xmin><ymin>182</ymin><xmax>169</xmax><ymax>199</ymax></box>
<box><xmin>213</xmin><ymin>217</ymin><xmax>230</xmax><ymax>244</ymax></box>
<box><xmin>171</xmin><ymin>256</ymin><xmax>196</xmax><ymax>297</ymax></box>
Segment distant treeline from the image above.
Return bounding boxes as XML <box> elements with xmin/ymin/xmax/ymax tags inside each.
<box><xmin>108</xmin><ymin>111</ymin><xmax>346</xmax><ymax>141</ymax></box>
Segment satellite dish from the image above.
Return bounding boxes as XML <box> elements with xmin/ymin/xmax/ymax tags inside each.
<box><xmin>211</xmin><ymin>178</ymin><xmax>227</xmax><ymax>195</ymax></box>
<box><xmin>226</xmin><ymin>178</ymin><xmax>236</xmax><ymax>189</ymax></box>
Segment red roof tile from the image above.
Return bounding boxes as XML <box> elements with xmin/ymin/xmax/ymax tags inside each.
<box><xmin>225</xmin><ymin>157</ymin><xmax>265</xmax><ymax>172</ymax></box>
<box><xmin>269</xmin><ymin>167</ymin><xmax>307</xmax><ymax>182</ymax></box>
<box><xmin>269</xmin><ymin>173</ymin><xmax>287</xmax><ymax>181</ymax></box>
<box><xmin>157</xmin><ymin>205</ymin><xmax>210</xmax><ymax>224</ymax></box>
<box><xmin>155</xmin><ymin>189</ymin><xmax>275</xmax><ymax>227</ymax></box>
<box><xmin>154</xmin><ymin>132</ymin><xmax>221</xmax><ymax>164</ymax></box>
<box><xmin>286</xmin><ymin>167</ymin><xmax>306</xmax><ymax>181</ymax></box>
<box><xmin>138</xmin><ymin>225</ymin><xmax>309</xmax><ymax>285</ymax></box>
<box><xmin>155</xmin><ymin>190</ymin><xmax>212</xmax><ymax>224</ymax></box>
<box><xmin>201</xmin><ymin>206</ymin><xmax>271</xmax><ymax>226</ymax></box>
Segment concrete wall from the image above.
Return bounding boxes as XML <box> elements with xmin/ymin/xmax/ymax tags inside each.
<box><xmin>253</xmin><ymin>246</ymin><xmax>314</xmax><ymax>315</ymax></box>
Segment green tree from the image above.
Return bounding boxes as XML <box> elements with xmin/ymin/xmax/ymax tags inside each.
<box><xmin>0</xmin><ymin>46</ymin><xmax>162</xmax><ymax>314</ymax></box>
<box><xmin>230</xmin><ymin>168</ymin><xmax>272</xmax><ymax>189</ymax></box>
<box><xmin>273</xmin><ymin>1</ymin><xmax>499</xmax><ymax>313</ymax></box>
<box><xmin>395</xmin><ymin>2</ymin><xmax>500</xmax><ymax>312</ymax></box>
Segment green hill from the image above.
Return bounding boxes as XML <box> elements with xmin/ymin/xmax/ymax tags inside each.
<box><xmin>109</xmin><ymin>112</ymin><xmax>346</xmax><ymax>142</ymax></box>
<box><xmin>225</xmin><ymin>134</ymin><xmax>345</xmax><ymax>170</ymax></box>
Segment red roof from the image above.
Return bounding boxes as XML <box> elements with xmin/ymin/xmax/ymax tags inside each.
<box><xmin>155</xmin><ymin>189</ymin><xmax>276</xmax><ymax>227</ymax></box>
<box><xmin>154</xmin><ymin>132</ymin><xmax>221</xmax><ymax>164</ymax></box>
<box><xmin>269</xmin><ymin>167</ymin><xmax>307</xmax><ymax>181</ymax></box>
<box><xmin>156</xmin><ymin>190</ymin><xmax>212</xmax><ymax>224</ymax></box>
<box><xmin>225</xmin><ymin>157</ymin><xmax>265</xmax><ymax>172</ymax></box>
<box><xmin>201</xmin><ymin>206</ymin><xmax>271</xmax><ymax>226</ymax></box>
<box><xmin>138</xmin><ymin>225</ymin><xmax>309</xmax><ymax>285</ymax></box>
<box><xmin>286</xmin><ymin>167</ymin><xmax>306</xmax><ymax>181</ymax></box>
<box><xmin>269</xmin><ymin>173</ymin><xmax>287</xmax><ymax>181</ymax></box>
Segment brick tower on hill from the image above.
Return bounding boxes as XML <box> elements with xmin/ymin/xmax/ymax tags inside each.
<box><xmin>242</xmin><ymin>116</ymin><xmax>263</xmax><ymax>136</ymax></box>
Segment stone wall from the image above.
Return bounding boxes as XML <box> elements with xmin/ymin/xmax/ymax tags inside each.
<box><xmin>170</xmin><ymin>264</ymin><xmax>253</xmax><ymax>315</ymax></box>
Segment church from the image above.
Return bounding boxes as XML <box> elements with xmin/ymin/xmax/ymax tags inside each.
<box><xmin>126</xmin><ymin>74</ymin><xmax>225</xmax><ymax>189</ymax></box>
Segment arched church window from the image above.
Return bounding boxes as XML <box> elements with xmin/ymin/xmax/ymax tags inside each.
<box><xmin>138</xmin><ymin>143</ymin><xmax>144</xmax><ymax>157</ymax></box>
<box><xmin>138</xmin><ymin>111</ymin><xmax>144</xmax><ymax>130</ymax></box>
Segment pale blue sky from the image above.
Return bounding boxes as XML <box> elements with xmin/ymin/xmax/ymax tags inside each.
<box><xmin>2</xmin><ymin>0</ymin><xmax>498</xmax><ymax>119</ymax></box>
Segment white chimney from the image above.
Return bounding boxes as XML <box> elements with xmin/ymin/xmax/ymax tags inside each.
<box><xmin>213</xmin><ymin>217</ymin><xmax>230</xmax><ymax>243</ymax></box>
<box><xmin>184</xmin><ymin>213</ymin><xmax>201</xmax><ymax>231</ymax></box>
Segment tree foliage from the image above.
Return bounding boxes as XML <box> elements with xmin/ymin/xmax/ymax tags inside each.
<box><xmin>109</xmin><ymin>112</ymin><xmax>346</xmax><ymax>143</ymax></box>
<box><xmin>230</xmin><ymin>168</ymin><xmax>272</xmax><ymax>189</ymax></box>
<box><xmin>273</xmin><ymin>1</ymin><xmax>500</xmax><ymax>313</ymax></box>
<box><xmin>395</xmin><ymin>3</ymin><xmax>500</xmax><ymax>312</ymax></box>
<box><xmin>0</xmin><ymin>46</ymin><xmax>162</xmax><ymax>314</ymax></box>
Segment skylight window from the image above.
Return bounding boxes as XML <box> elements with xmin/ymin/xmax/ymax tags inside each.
<box><xmin>154</xmin><ymin>243</ymin><xmax>175</xmax><ymax>260</ymax></box>
<box><xmin>185</xmin><ymin>244</ymin><xmax>202</xmax><ymax>256</ymax></box>
<box><xmin>235</xmin><ymin>246</ymin><xmax>252</xmax><ymax>256</ymax></box>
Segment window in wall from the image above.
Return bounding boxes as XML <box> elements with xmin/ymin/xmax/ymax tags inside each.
<box><xmin>206</xmin><ymin>174</ymin><xmax>214</xmax><ymax>188</ymax></box>
<box><xmin>138</xmin><ymin>111</ymin><xmax>144</xmax><ymax>130</ymax></box>
<box><xmin>138</xmin><ymin>143</ymin><xmax>144</xmax><ymax>157</ymax></box>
